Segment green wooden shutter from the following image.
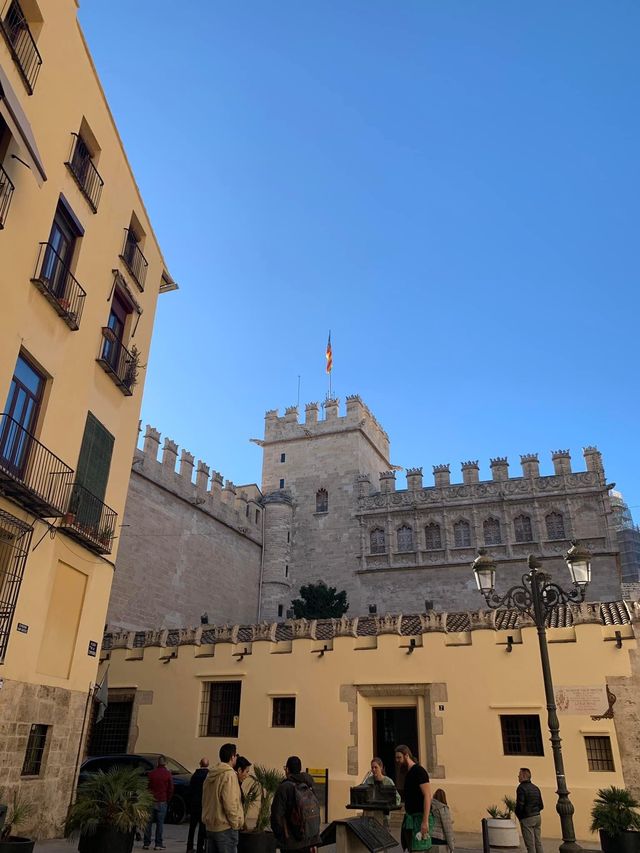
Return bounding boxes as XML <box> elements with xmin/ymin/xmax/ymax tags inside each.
<box><xmin>76</xmin><ymin>413</ymin><xmax>114</xmax><ymax>502</ymax></box>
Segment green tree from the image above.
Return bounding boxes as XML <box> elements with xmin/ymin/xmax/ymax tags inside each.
<box><xmin>291</xmin><ymin>580</ymin><xmax>349</xmax><ymax>619</ymax></box>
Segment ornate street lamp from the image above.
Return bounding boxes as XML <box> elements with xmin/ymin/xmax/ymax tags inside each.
<box><xmin>472</xmin><ymin>541</ymin><xmax>592</xmax><ymax>853</ymax></box>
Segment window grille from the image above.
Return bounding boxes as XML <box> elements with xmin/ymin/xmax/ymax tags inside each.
<box><xmin>514</xmin><ymin>514</ymin><xmax>533</xmax><ymax>543</ymax></box>
<box><xmin>425</xmin><ymin>523</ymin><xmax>442</xmax><ymax>550</ymax></box>
<box><xmin>500</xmin><ymin>715</ymin><xmax>544</xmax><ymax>756</ymax></box>
<box><xmin>21</xmin><ymin>724</ymin><xmax>49</xmax><ymax>775</ymax></box>
<box><xmin>272</xmin><ymin>697</ymin><xmax>296</xmax><ymax>728</ymax></box>
<box><xmin>585</xmin><ymin>736</ymin><xmax>615</xmax><ymax>771</ymax></box>
<box><xmin>397</xmin><ymin>525</ymin><xmax>413</xmax><ymax>552</ymax></box>
<box><xmin>200</xmin><ymin>681</ymin><xmax>241</xmax><ymax>737</ymax></box>
<box><xmin>484</xmin><ymin>517</ymin><xmax>502</xmax><ymax>546</ymax></box>
<box><xmin>87</xmin><ymin>694</ymin><xmax>134</xmax><ymax>755</ymax></box>
<box><xmin>370</xmin><ymin>528</ymin><xmax>386</xmax><ymax>554</ymax></box>
<box><xmin>316</xmin><ymin>489</ymin><xmax>328</xmax><ymax>513</ymax></box>
<box><xmin>0</xmin><ymin>510</ymin><xmax>33</xmax><ymax>662</ymax></box>
<box><xmin>453</xmin><ymin>520</ymin><xmax>471</xmax><ymax>548</ymax></box>
<box><xmin>546</xmin><ymin>512</ymin><xmax>565</xmax><ymax>540</ymax></box>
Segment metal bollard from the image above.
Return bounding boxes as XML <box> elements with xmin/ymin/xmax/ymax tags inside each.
<box><xmin>482</xmin><ymin>818</ymin><xmax>491</xmax><ymax>853</ymax></box>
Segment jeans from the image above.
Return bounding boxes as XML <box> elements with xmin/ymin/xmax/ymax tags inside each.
<box><xmin>206</xmin><ymin>828</ymin><xmax>239</xmax><ymax>853</ymax></box>
<box><xmin>520</xmin><ymin>814</ymin><xmax>544</xmax><ymax>853</ymax></box>
<box><xmin>187</xmin><ymin>807</ymin><xmax>206</xmax><ymax>853</ymax></box>
<box><xmin>144</xmin><ymin>801</ymin><xmax>168</xmax><ymax>848</ymax></box>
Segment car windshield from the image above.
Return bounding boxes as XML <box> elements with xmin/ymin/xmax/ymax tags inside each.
<box><xmin>139</xmin><ymin>754</ymin><xmax>189</xmax><ymax>774</ymax></box>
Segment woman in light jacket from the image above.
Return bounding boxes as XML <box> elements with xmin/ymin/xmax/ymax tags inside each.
<box><xmin>430</xmin><ymin>788</ymin><xmax>455</xmax><ymax>853</ymax></box>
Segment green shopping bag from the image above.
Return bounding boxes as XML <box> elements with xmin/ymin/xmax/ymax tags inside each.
<box><xmin>402</xmin><ymin>812</ymin><xmax>434</xmax><ymax>851</ymax></box>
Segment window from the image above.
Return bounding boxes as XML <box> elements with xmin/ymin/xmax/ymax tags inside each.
<box><xmin>397</xmin><ymin>525</ymin><xmax>413</xmax><ymax>552</ymax></box>
<box><xmin>75</xmin><ymin>413</ymin><xmax>114</xmax><ymax>505</ymax></box>
<box><xmin>66</xmin><ymin>128</ymin><xmax>104</xmax><ymax>213</ymax></box>
<box><xmin>546</xmin><ymin>512</ymin><xmax>565</xmax><ymax>540</ymax></box>
<box><xmin>0</xmin><ymin>117</ymin><xmax>14</xmax><ymax>229</ymax></box>
<box><xmin>1</xmin><ymin>353</ymin><xmax>45</xmax><ymax>475</ymax></box>
<box><xmin>514</xmin><ymin>514</ymin><xmax>533</xmax><ymax>543</ymax></box>
<box><xmin>0</xmin><ymin>509</ymin><xmax>33</xmax><ymax>663</ymax></box>
<box><xmin>280</xmin><ymin>453</ymin><xmax>286</xmax><ymax>463</ymax></box>
<box><xmin>287</xmin><ymin>531</ymin><xmax>290</xmax><ymax>543</ymax></box>
<box><xmin>256</xmin><ymin>510</ymin><xmax>260</xmax><ymax>524</ymax></box>
<box><xmin>272</xmin><ymin>697</ymin><xmax>296</xmax><ymax>728</ymax></box>
<box><xmin>316</xmin><ymin>489</ymin><xmax>328</xmax><ymax>513</ymax></box>
<box><xmin>201</xmin><ymin>681</ymin><xmax>241</xmax><ymax>737</ymax></box>
<box><xmin>370</xmin><ymin>528</ymin><xmax>386</xmax><ymax>554</ymax></box>
<box><xmin>279</xmin><ymin>479</ymin><xmax>285</xmax><ymax>490</ymax></box>
<box><xmin>500</xmin><ymin>715</ymin><xmax>544</xmax><ymax>756</ymax></box>
<box><xmin>483</xmin><ymin>517</ymin><xmax>502</xmax><ymax>546</ymax></box>
<box><xmin>585</xmin><ymin>736</ymin><xmax>615</xmax><ymax>772</ymax></box>
<box><xmin>87</xmin><ymin>693</ymin><xmax>134</xmax><ymax>756</ymax></box>
<box><xmin>425</xmin><ymin>523</ymin><xmax>442</xmax><ymax>550</ymax></box>
<box><xmin>120</xmin><ymin>223</ymin><xmax>148</xmax><ymax>291</ymax></box>
<box><xmin>245</xmin><ymin>504</ymin><xmax>249</xmax><ymax>517</ymax></box>
<box><xmin>98</xmin><ymin>286</ymin><xmax>137</xmax><ymax>394</ymax></box>
<box><xmin>277</xmin><ymin>605</ymin><xmax>283</xmax><ymax>618</ymax></box>
<box><xmin>40</xmin><ymin>202</ymin><xmax>81</xmax><ymax>299</ymax></box>
<box><xmin>453</xmin><ymin>520</ymin><xmax>471</xmax><ymax>548</ymax></box>
<box><xmin>1</xmin><ymin>0</ymin><xmax>42</xmax><ymax>94</ymax></box>
<box><xmin>21</xmin><ymin>724</ymin><xmax>48</xmax><ymax>775</ymax></box>
<box><xmin>285</xmin><ymin>564</ymin><xmax>289</xmax><ymax>578</ymax></box>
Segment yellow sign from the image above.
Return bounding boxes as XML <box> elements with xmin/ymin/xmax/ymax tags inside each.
<box><xmin>308</xmin><ymin>768</ymin><xmax>327</xmax><ymax>777</ymax></box>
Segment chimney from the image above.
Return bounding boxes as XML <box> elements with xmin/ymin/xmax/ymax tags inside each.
<box><xmin>433</xmin><ymin>464</ymin><xmax>450</xmax><ymax>488</ymax></box>
<box><xmin>552</xmin><ymin>450</ymin><xmax>572</xmax><ymax>475</ymax></box>
<box><xmin>406</xmin><ymin>467</ymin><xmax>423</xmax><ymax>491</ymax></box>
<box><xmin>520</xmin><ymin>453</ymin><xmax>540</xmax><ymax>478</ymax></box>
<box><xmin>380</xmin><ymin>471</ymin><xmax>396</xmax><ymax>493</ymax></box>
<box><xmin>583</xmin><ymin>446</ymin><xmax>604</xmax><ymax>475</ymax></box>
<box><xmin>490</xmin><ymin>457</ymin><xmax>509</xmax><ymax>482</ymax></box>
<box><xmin>461</xmin><ymin>460</ymin><xmax>480</xmax><ymax>484</ymax></box>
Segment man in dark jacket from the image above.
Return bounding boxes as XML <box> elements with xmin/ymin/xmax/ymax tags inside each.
<box><xmin>271</xmin><ymin>756</ymin><xmax>319</xmax><ymax>853</ymax></box>
<box><xmin>187</xmin><ymin>757</ymin><xmax>209</xmax><ymax>853</ymax></box>
<box><xmin>515</xmin><ymin>768</ymin><xmax>544</xmax><ymax>853</ymax></box>
<box><xmin>144</xmin><ymin>755</ymin><xmax>174</xmax><ymax>850</ymax></box>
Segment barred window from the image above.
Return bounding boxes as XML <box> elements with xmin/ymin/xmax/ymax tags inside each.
<box><xmin>272</xmin><ymin>697</ymin><xmax>296</xmax><ymax>728</ymax></box>
<box><xmin>0</xmin><ymin>510</ymin><xmax>33</xmax><ymax>663</ymax></box>
<box><xmin>316</xmin><ymin>489</ymin><xmax>328</xmax><ymax>513</ymax></box>
<box><xmin>514</xmin><ymin>514</ymin><xmax>533</xmax><ymax>543</ymax></box>
<box><xmin>500</xmin><ymin>715</ymin><xmax>544</xmax><ymax>756</ymax></box>
<box><xmin>200</xmin><ymin>681</ymin><xmax>241</xmax><ymax>737</ymax></box>
<box><xmin>22</xmin><ymin>724</ymin><xmax>49</xmax><ymax>776</ymax></box>
<box><xmin>425</xmin><ymin>523</ymin><xmax>442</xmax><ymax>550</ymax></box>
<box><xmin>546</xmin><ymin>512</ymin><xmax>565</xmax><ymax>540</ymax></box>
<box><xmin>585</xmin><ymin>736</ymin><xmax>615</xmax><ymax>772</ymax></box>
<box><xmin>484</xmin><ymin>517</ymin><xmax>502</xmax><ymax>546</ymax></box>
<box><xmin>453</xmin><ymin>520</ymin><xmax>471</xmax><ymax>548</ymax></box>
<box><xmin>370</xmin><ymin>528</ymin><xmax>386</xmax><ymax>555</ymax></box>
<box><xmin>397</xmin><ymin>525</ymin><xmax>414</xmax><ymax>552</ymax></box>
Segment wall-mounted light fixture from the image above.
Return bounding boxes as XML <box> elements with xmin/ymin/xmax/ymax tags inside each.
<box><xmin>311</xmin><ymin>644</ymin><xmax>330</xmax><ymax>658</ymax></box>
<box><xmin>400</xmin><ymin>638</ymin><xmax>417</xmax><ymax>655</ymax></box>
<box><xmin>162</xmin><ymin>651</ymin><xmax>177</xmax><ymax>665</ymax></box>
<box><xmin>232</xmin><ymin>647</ymin><xmax>251</xmax><ymax>662</ymax></box>
<box><xmin>615</xmin><ymin>630</ymin><xmax>623</xmax><ymax>649</ymax></box>
<box><xmin>506</xmin><ymin>635</ymin><xmax>514</xmax><ymax>653</ymax></box>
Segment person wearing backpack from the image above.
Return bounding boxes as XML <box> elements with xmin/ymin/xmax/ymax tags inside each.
<box><xmin>271</xmin><ymin>756</ymin><xmax>321</xmax><ymax>853</ymax></box>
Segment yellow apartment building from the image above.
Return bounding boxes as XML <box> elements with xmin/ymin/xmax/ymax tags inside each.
<box><xmin>102</xmin><ymin>601</ymin><xmax>640</xmax><ymax>844</ymax></box>
<box><xmin>0</xmin><ymin>0</ymin><xmax>177</xmax><ymax>837</ymax></box>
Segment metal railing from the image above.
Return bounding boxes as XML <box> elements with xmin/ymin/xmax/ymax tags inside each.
<box><xmin>60</xmin><ymin>482</ymin><xmax>117</xmax><ymax>555</ymax></box>
<box><xmin>30</xmin><ymin>241</ymin><xmax>86</xmax><ymax>331</ymax></box>
<box><xmin>65</xmin><ymin>133</ymin><xmax>104</xmax><ymax>213</ymax></box>
<box><xmin>0</xmin><ymin>0</ymin><xmax>42</xmax><ymax>94</ymax></box>
<box><xmin>0</xmin><ymin>165</ymin><xmax>14</xmax><ymax>228</ymax></box>
<box><xmin>119</xmin><ymin>228</ymin><xmax>148</xmax><ymax>291</ymax></box>
<box><xmin>96</xmin><ymin>327</ymin><xmax>136</xmax><ymax>396</ymax></box>
<box><xmin>0</xmin><ymin>413</ymin><xmax>73</xmax><ymax>517</ymax></box>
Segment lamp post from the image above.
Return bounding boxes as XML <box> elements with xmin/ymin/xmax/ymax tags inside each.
<box><xmin>472</xmin><ymin>541</ymin><xmax>592</xmax><ymax>853</ymax></box>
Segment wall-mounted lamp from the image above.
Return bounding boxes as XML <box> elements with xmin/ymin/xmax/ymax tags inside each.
<box><xmin>615</xmin><ymin>630</ymin><xmax>623</xmax><ymax>649</ymax></box>
<box><xmin>311</xmin><ymin>644</ymin><xmax>330</xmax><ymax>658</ymax></box>
<box><xmin>400</xmin><ymin>638</ymin><xmax>417</xmax><ymax>655</ymax></box>
<box><xmin>162</xmin><ymin>651</ymin><xmax>177</xmax><ymax>665</ymax></box>
<box><xmin>232</xmin><ymin>647</ymin><xmax>251</xmax><ymax>662</ymax></box>
<box><xmin>506</xmin><ymin>635</ymin><xmax>514</xmax><ymax>653</ymax></box>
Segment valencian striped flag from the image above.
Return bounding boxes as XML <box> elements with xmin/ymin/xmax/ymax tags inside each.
<box><xmin>325</xmin><ymin>333</ymin><xmax>333</xmax><ymax>374</ymax></box>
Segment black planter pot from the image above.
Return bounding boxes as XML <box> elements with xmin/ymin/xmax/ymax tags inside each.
<box><xmin>600</xmin><ymin>830</ymin><xmax>640</xmax><ymax>853</ymax></box>
<box><xmin>78</xmin><ymin>827</ymin><xmax>134</xmax><ymax>853</ymax></box>
<box><xmin>238</xmin><ymin>830</ymin><xmax>277</xmax><ymax>853</ymax></box>
<box><xmin>0</xmin><ymin>839</ymin><xmax>35</xmax><ymax>853</ymax></box>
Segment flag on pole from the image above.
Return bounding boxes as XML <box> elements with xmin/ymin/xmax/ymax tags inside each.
<box><xmin>325</xmin><ymin>333</ymin><xmax>333</xmax><ymax>374</ymax></box>
<box><xmin>95</xmin><ymin>667</ymin><xmax>109</xmax><ymax>724</ymax></box>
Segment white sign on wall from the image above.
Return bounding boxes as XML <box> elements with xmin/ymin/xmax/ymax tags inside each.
<box><xmin>554</xmin><ymin>686</ymin><xmax>607</xmax><ymax>715</ymax></box>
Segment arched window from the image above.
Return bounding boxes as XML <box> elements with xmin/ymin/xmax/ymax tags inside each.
<box><xmin>397</xmin><ymin>525</ymin><xmax>414</xmax><ymax>552</ymax></box>
<box><xmin>546</xmin><ymin>511</ymin><xmax>565</xmax><ymax>540</ymax></box>
<box><xmin>483</xmin><ymin>517</ymin><xmax>502</xmax><ymax>546</ymax></box>
<box><xmin>425</xmin><ymin>523</ymin><xmax>442</xmax><ymax>550</ymax></box>
<box><xmin>370</xmin><ymin>528</ymin><xmax>386</xmax><ymax>555</ymax></box>
<box><xmin>453</xmin><ymin>520</ymin><xmax>471</xmax><ymax>548</ymax></box>
<box><xmin>315</xmin><ymin>488</ymin><xmax>328</xmax><ymax>513</ymax></box>
<box><xmin>514</xmin><ymin>514</ymin><xmax>533</xmax><ymax>543</ymax></box>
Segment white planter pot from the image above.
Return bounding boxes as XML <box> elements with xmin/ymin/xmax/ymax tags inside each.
<box><xmin>487</xmin><ymin>818</ymin><xmax>520</xmax><ymax>848</ymax></box>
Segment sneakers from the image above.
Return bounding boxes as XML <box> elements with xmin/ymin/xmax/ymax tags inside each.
<box><xmin>154</xmin><ymin>847</ymin><xmax>167</xmax><ymax>851</ymax></box>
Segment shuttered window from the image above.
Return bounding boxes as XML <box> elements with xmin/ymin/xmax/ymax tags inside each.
<box><xmin>76</xmin><ymin>413</ymin><xmax>114</xmax><ymax>501</ymax></box>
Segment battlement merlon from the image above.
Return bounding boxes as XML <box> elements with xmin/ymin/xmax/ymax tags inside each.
<box><xmin>262</xmin><ymin>396</ymin><xmax>391</xmax><ymax>465</ymax></box>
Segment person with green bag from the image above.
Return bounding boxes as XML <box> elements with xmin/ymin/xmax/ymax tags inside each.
<box><xmin>395</xmin><ymin>745</ymin><xmax>432</xmax><ymax>852</ymax></box>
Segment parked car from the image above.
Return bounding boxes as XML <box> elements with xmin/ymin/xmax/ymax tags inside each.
<box><xmin>79</xmin><ymin>753</ymin><xmax>193</xmax><ymax>823</ymax></box>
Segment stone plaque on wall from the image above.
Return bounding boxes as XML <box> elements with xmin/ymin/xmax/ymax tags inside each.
<box><xmin>554</xmin><ymin>686</ymin><xmax>607</xmax><ymax>714</ymax></box>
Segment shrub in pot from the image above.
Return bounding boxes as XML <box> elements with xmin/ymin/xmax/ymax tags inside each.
<box><xmin>66</xmin><ymin>765</ymin><xmax>154</xmax><ymax>853</ymax></box>
<box><xmin>591</xmin><ymin>786</ymin><xmax>640</xmax><ymax>853</ymax></box>
<box><xmin>0</xmin><ymin>790</ymin><xmax>35</xmax><ymax>852</ymax></box>
<box><xmin>239</xmin><ymin>765</ymin><xmax>284</xmax><ymax>853</ymax></box>
<box><xmin>486</xmin><ymin>796</ymin><xmax>520</xmax><ymax>849</ymax></box>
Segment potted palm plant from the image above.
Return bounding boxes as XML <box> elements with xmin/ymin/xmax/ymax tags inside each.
<box><xmin>66</xmin><ymin>765</ymin><xmax>154</xmax><ymax>853</ymax></box>
<box><xmin>486</xmin><ymin>796</ymin><xmax>519</xmax><ymax>848</ymax></box>
<box><xmin>239</xmin><ymin>765</ymin><xmax>284</xmax><ymax>853</ymax></box>
<box><xmin>0</xmin><ymin>790</ymin><xmax>35</xmax><ymax>851</ymax></box>
<box><xmin>591</xmin><ymin>786</ymin><xmax>640</xmax><ymax>853</ymax></box>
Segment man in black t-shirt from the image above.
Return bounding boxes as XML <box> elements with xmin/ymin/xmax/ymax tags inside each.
<box><xmin>395</xmin><ymin>744</ymin><xmax>431</xmax><ymax>851</ymax></box>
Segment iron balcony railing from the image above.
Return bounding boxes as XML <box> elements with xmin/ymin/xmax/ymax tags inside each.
<box><xmin>119</xmin><ymin>228</ymin><xmax>148</xmax><ymax>291</ymax></box>
<box><xmin>97</xmin><ymin>327</ymin><xmax>135</xmax><ymax>396</ymax></box>
<box><xmin>65</xmin><ymin>133</ymin><xmax>104</xmax><ymax>213</ymax></box>
<box><xmin>30</xmin><ymin>242</ymin><xmax>86</xmax><ymax>331</ymax></box>
<box><xmin>59</xmin><ymin>482</ymin><xmax>117</xmax><ymax>555</ymax></box>
<box><xmin>0</xmin><ymin>0</ymin><xmax>42</xmax><ymax>94</ymax></box>
<box><xmin>0</xmin><ymin>413</ymin><xmax>73</xmax><ymax>517</ymax></box>
<box><xmin>0</xmin><ymin>165</ymin><xmax>14</xmax><ymax>229</ymax></box>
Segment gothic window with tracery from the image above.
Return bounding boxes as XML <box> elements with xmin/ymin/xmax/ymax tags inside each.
<box><xmin>546</xmin><ymin>511</ymin><xmax>565</xmax><ymax>540</ymax></box>
<box><xmin>397</xmin><ymin>525</ymin><xmax>414</xmax><ymax>552</ymax></box>
<box><xmin>483</xmin><ymin>517</ymin><xmax>502</xmax><ymax>546</ymax></box>
<box><xmin>315</xmin><ymin>488</ymin><xmax>328</xmax><ymax>513</ymax></box>
<box><xmin>370</xmin><ymin>527</ymin><xmax>386</xmax><ymax>554</ymax></box>
<box><xmin>425</xmin><ymin>523</ymin><xmax>442</xmax><ymax>550</ymax></box>
<box><xmin>453</xmin><ymin>519</ymin><xmax>471</xmax><ymax>548</ymax></box>
<box><xmin>514</xmin><ymin>514</ymin><xmax>533</xmax><ymax>543</ymax></box>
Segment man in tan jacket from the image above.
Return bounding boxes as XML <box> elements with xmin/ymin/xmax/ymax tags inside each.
<box><xmin>202</xmin><ymin>743</ymin><xmax>244</xmax><ymax>853</ymax></box>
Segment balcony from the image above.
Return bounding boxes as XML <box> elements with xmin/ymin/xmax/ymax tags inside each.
<box><xmin>119</xmin><ymin>229</ymin><xmax>148</xmax><ymax>292</ymax></box>
<box><xmin>65</xmin><ymin>133</ymin><xmax>104</xmax><ymax>213</ymax></box>
<box><xmin>59</xmin><ymin>483</ymin><xmax>117</xmax><ymax>555</ymax></box>
<box><xmin>30</xmin><ymin>242</ymin><xmax>86</xmax><ymax>331</ymax></box>
<box><xmin>0</xmin><ymin>1</ymin><xmax>42</xmax><ymax>94</ymax></box>
<box><xmin>96</xmin><ymin>327</ymin><xmax>136</xmax><ymax>396</ymax></box>
<box><xmin>0</xmin><ymin>413</ymin><xmax>73</xmax><ymax>517</ymax></box>
<box><xmin>0</xmin><ymin>165</ymin><xmax>14</xmax><ymax>228</ymax></box>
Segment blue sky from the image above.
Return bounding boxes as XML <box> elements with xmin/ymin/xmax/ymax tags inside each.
<box><xmin>79</xmin><ymin>2</ymin><xmax>639</xmax><ymax>515</ymax></box>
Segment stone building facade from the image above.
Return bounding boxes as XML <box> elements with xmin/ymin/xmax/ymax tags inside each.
<box><xmin>110</xmin><ymin>396</ymin><xmax>622</xmax><ymax>631</ymax></box>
